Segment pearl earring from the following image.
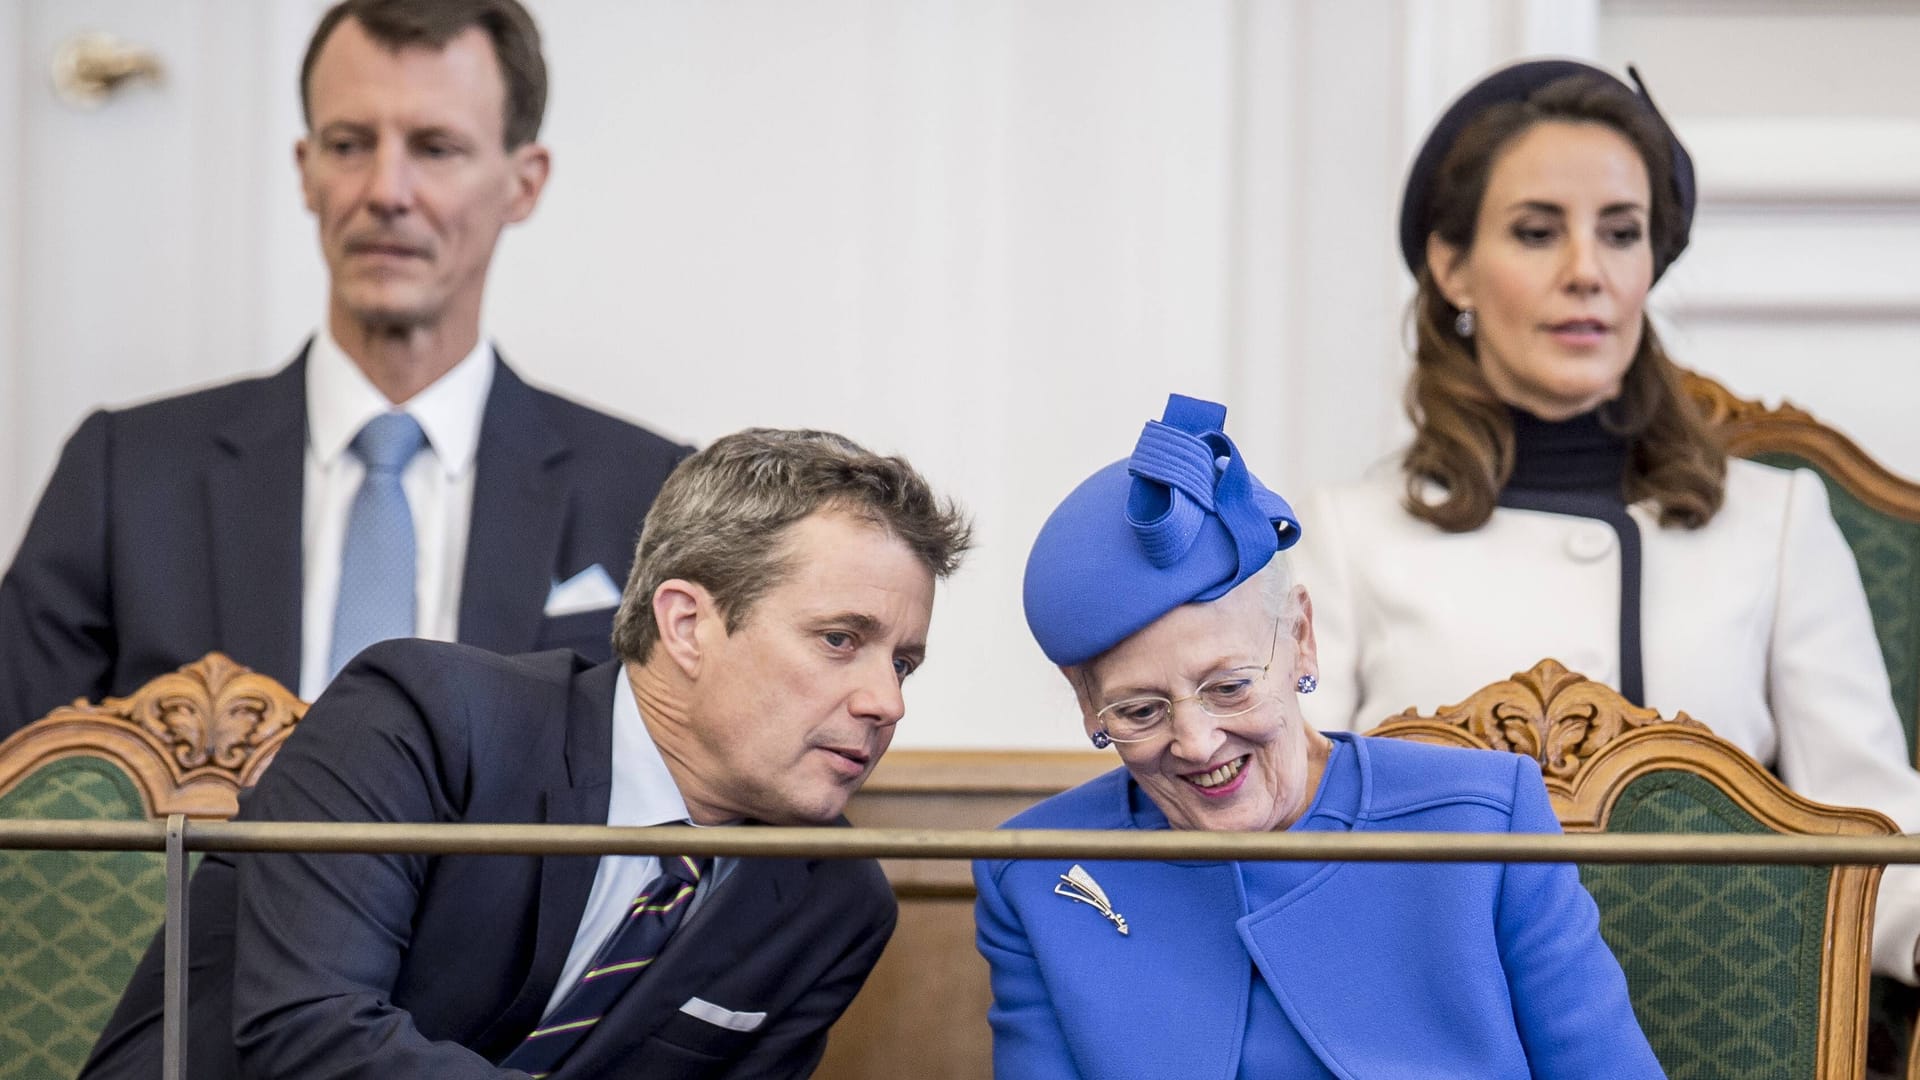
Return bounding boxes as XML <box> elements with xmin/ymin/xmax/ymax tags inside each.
<box><xmin>1454</xmin><ymin>308</ymin><xmax>1476</xmax><ymax>338</ymax></box>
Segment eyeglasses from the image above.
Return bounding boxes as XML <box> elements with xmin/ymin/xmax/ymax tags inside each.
<box><xmin>1090</xmin><ymin>617</ymin><xmax>1283</xmax><ymax>747</ymax></box>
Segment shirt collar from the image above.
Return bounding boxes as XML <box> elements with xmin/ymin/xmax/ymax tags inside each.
<box><xmin>610</xmin><ymin>666</ymin><xmax>696</xmax><ymax>828</ymax></box>
<box><xmin>305</xmin><ymin>327</ymin><xmax>496</xmax><ymax>479</ymax></box>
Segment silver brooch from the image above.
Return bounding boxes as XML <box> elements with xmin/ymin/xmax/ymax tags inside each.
<box><xmin>1054</xmin><ymin>864</ymin><xmax>1128</xmax><ymax>936</ymax></box>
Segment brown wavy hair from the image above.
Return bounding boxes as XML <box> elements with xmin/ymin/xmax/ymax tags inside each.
<box><xmin>1404</xmin><ymin>74</ymin><xmax>1724</xmax><ymax>533</ymax></box>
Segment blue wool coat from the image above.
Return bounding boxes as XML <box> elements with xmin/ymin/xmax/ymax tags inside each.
<box><xmin>973</xmin><ymin>734</ymin><xmax>1664</xmax><ymax>1079</ymax></box>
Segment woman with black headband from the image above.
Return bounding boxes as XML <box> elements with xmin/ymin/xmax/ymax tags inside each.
<box><xmin>1293</xmin><ymin>58</ymin><xmax>1920</xmax><ymax>983</ymax></box>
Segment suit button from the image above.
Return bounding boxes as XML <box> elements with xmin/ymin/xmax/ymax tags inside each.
<box><xmin>1566</xmin><ymin>524</ymin><xmax>1615</xmax><ymax>562</ymax></box>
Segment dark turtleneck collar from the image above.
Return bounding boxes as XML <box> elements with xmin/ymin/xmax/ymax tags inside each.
<box><xmin>1505</xmin><ymin>406</ymin><xmax>1630</xmax><ymax>495</ymax></box>
<box><xmin>1495</xmin><ymin>404</ymin><xmax>1646</xmax><ymax>707</ymax></box>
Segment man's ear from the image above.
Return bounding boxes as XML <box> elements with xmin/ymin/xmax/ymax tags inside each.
<box><xmin>1426</xmin><ymin>232</ymin><xmax>1472</xmax><ymax>312</ymax></box>
<box><xmin>295</xmin><ymin>137</ymin><xmax>319</xmax><ymax>213</ymax></box>
<box><xmin>504</xmin><ymin>142</ymin><xmax>551</xmax><ymax>224</ymax></box>
<box><xmin>652</xmin><ymin>579</ymin><xmax>717</xmax><ymax>679</ymax></box>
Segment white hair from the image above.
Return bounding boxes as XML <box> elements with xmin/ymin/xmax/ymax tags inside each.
<box><xmin>1254</xmin><ymin>553</ymin><xmax>1304</xmax><ymax>630</ymax></box>
<box><xmin>1063</xmin><ymin>552</ymin><xmax>1304</xmax><ymax>697</ymax></box>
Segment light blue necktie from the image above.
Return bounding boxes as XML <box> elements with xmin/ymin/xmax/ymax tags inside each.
<box><xmin>328</xmin><ymin>412</ymin><xmax>426</xmax><ymax>680</ymax></box>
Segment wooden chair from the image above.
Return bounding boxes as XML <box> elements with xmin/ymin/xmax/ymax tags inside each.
<box><xmin>1687</xmin><ymin>369</ymin><xmax>1920</xmax><ymax>765</ymax></box>
<box><xmin>1687</xmin><ymin>369</ymin><xmax>1920</xmax><ymax>1075</ymax></box>
<box><xmin>1370</xmin><ymin>658</ymin><xmax>1892</xmax><ymax>1080</ymax></box>
<box><xmin>0</xmin><ymin>653</ymin><xmax>303</xmax><ymax>1078</ymax></box>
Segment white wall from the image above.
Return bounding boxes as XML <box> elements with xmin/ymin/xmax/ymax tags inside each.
<box><xmin>1</xmin><ymin>0</ymin><xmax>1914</xmax><ymax>748</ymax></box>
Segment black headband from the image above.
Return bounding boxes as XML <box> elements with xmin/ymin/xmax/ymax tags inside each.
<box><xmin>1397</xmin><ymin>59</ymin><xmax>1696</xmax><ymax>283</ymax></box>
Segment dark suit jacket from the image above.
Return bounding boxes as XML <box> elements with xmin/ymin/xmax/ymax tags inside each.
<box><xmin>80</xmin><ymin>643</ymin><xmax>898</xmax><ymax>1079</ymax></box>
<box><xmin>0</xmin><ymin>348</ymin><xmax>690</xmax><ymax>736</ymax></box>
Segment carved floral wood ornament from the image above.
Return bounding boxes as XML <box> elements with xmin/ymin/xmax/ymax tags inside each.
<box><xmin>1683</xmin><ymin>369</ymin><xmax>1920</xmax><ymax>520</ymax></box>
<box><xmin>0</xmin><ymin>652</ymin><xmax>305</xmax><ymax>817</ymax></box>
<box><xmin>1376</xmin><ymin>658</ymin><xmax>1706</xmax><ymax>784</ymax></box>
<box><xmin>108</xmin><ymin>652</ymin><xmax>301</xmax><ymax>772</ymax></box>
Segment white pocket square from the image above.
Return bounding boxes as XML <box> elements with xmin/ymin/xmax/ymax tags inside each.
<box><xmin>678</xmin><ymin>997</ymin><xmax>766</xmax><ymax>1032</ymax></box>
<box><xmin>544</xmin><ymin>564</ymin><xmax>622</xmax><ymax>617</ymax></box>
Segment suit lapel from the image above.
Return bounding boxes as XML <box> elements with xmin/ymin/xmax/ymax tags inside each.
<box><xmin>206</xmin><ymin>353</ymin><xmax>308</xmax><ymax>687</ymax></box>
<box><xmin>459</xmin><ymin>355</ymin><xmax>570</xmax><ymax>655</ymax></box>
<box><xmin>564</xmin><ymin>855</ymin><xmax>812</xmax><ymax>1073</ymax></box>
<box><xmin>475</xmin><ymin>660</ymin><xmax>620</xmax><ymax>1056</ymax></box>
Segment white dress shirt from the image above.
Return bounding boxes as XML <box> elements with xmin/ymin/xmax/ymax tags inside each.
<box><xmin>298</xmin><ymin>330</ymin><xmax>495</xmax><ymax>700</ymax></box>
<box><xmin>542</xmin><ymin>671</ymin><xmax>732</xmax><ymax>1018</ymax></box>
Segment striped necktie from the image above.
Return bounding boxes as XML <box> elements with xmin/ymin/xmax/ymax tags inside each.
<box><xmin>500</xmin><ymin>854</ymin><xmax>711</xmax><ymax>1077</ymax></box>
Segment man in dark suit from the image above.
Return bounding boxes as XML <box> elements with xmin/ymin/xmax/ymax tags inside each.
<box><xmin>81</xmin><ymin>425</ymin><xmax>974</xmax><ymax>1078</ymax></box>
<box><xmin>0</xmin><ymin>0</ymin><xmax>689</xmax><ymax>736</ymax></box>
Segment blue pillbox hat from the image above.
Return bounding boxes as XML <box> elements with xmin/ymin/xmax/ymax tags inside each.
<box><xmin>1023</xmin><ymin>394</ymin><xmax>1300</xmax><ymax>667</ymax></box>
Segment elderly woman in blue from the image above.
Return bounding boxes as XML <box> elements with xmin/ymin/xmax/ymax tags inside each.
<box><xmin>974</xmin><ymin>393</ymin><xmax>1663</xmax><ymax>1079</ymax></box>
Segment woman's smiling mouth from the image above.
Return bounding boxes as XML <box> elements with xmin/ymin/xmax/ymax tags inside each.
<box><xmin>1184</xmin><ymin>755</ymin><xmax>1250</xmax><ymax>796</ymax></box>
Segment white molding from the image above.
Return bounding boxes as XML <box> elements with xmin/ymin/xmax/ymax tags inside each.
<box><xmin>1658</xmin><ymin>205</ymin><xmax>1920</xmax><ymax>318</ymax></box>
<box><xmin>1521</xmin><ymin>0</ymin><xmax>1600</xmax><ymax>56</ymax></box>
<box><xmin>1660</xmin><ymin>297</ymin><xmax>1920</xmax><ymax>322</ymax></box>
<box><xmin>1680</xmin><ymin>116</ymin><xmax>1920</xmax><ymax>204</ymax></box>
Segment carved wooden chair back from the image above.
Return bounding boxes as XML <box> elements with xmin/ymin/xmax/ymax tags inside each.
<box><xmin>1369</xmin><ymin>658</ymin><xmax>1889</xmax><ymax>1080</ymax></box>
<box><xmin>1686</xmin><ymin>368</ymin><xmax>1920</xmax><ymax>765</ymax></box>
<box><xmin>0</xmin><ymin>653</ymin><xmax>304</xmax><ymax>1078</ymax></box>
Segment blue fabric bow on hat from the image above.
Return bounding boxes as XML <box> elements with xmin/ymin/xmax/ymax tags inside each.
<box><xmin>1023</xmin><ymin>394</ymin><xmax>1300</xmax><ymax>667</ymax></box>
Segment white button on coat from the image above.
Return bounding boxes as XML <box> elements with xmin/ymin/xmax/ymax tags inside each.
<box><xmin>1566</xmin><ymin>523</ymin><xmax>1616</xmax><ymax>562</ymax></box>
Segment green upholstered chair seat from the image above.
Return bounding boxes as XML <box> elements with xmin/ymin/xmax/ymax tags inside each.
<box><xmin>0</xmin><ymin>757</ymin><xmax>166</xmax><ymax>1080</ymax></box>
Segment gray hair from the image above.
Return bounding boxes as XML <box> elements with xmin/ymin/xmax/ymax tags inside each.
<box><xmin>611</xmin><ymin>428</ymin><xmax>974</xmax><ymax>665</ymax></box>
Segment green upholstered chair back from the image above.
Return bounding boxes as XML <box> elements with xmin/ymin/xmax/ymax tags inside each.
<box><xmin>1685</xmin><ymin>370</ymin><xmax>1920</xmax><ymax>1078</ymax></box>
<box><xmin>1685</xmin><ymin>369</ymin><xmax>1920</xmax><ymax>761</ymax></box>
<box><xmin>0</xmin><ymin>758</ymin><xmax>166</xmax><ymax>1078</ymax></box>
<box><xmin>0</xmin><ymin>654</ymin><xmax>304</xmax><ymax>1079</ymax></box>
<box><xmin>1581</xmin><ymin>771</ymin><xmax>1833</xmax><ymax>1079</ymax></box>
<box><xmin>1369</xmin><ymin>658</ymin><xmax>1889</xmax><ymax>1080</ymax></box>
